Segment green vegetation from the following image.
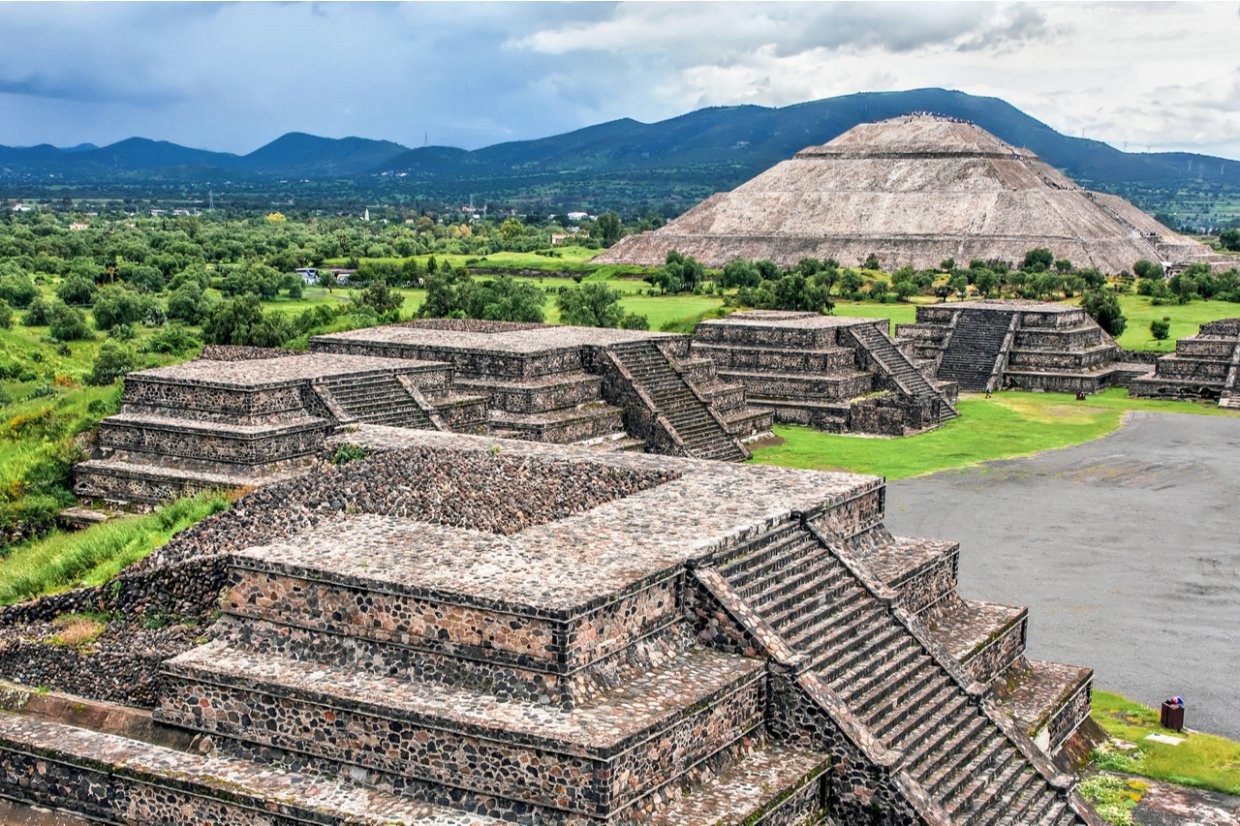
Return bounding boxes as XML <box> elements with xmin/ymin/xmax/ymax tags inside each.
<box><xmin>751</xmin><ymin>389</ymin><xmax>1240</xmax><ymax>480</ymax></box>
<box><xmin>1090</xmin><ymin>690</ymin><xmax>1240</xmax><ymax>797</ymax></box>
<box><xmin>0</xmin><ymin>491</ymin><xmax>232</xmax><ymax>605</ymax></box>
<box><xmin>1077</xmin><ymin>774</ymin><xmax>1143</xmax><ymax>826</ymax></box>
<box><xmin>1112</xmin><ymin>293</ymin><xmax>1240</xmax><ymax>352</ymax></box>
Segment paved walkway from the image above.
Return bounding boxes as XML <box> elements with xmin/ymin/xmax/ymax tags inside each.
<box><xmin>885</xmin><ymin>410</ymin><xmax>1240</xmax><ymax>741</ymax></box>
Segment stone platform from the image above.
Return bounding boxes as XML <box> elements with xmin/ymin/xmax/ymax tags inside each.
<box><xmin>897</xmin><ymin>300</ymin><xmax>1127</xmax><ymax>394</ymax></box>
<box><xmin>74</xmin><ymin>352</ymin><xmax>481</xmax><ymax>505</ymax></box>
<box><xmin>4</xmin><ymin>429</ymin><xmax>1101</xmax><ymax>824</ymax></box>
<box><xmin>1129</xmin><ymin>318</ymin><xmax>1240</xmax><ymax>405</ymax></box>
<box><xmin>692</xmin><ymin>310</ymin><xmax>957</xmax><ymax>435</ymax></box>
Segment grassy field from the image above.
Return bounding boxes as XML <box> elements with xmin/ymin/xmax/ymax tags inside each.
<box><xmin>1112</xmin><ymin>294</ymin><xmax>1240</xmax><ymax>352</ymax></box>
<box><xmin>1090</xmin><ymin>690</ymin><xmax>1240</xmax><ymax>796</ymax></box>
<box><xmin>0</xmin><ymin>491</ymin><xmax>232</xmax><ymax>605</ymax></box>
<box><xmin>750</xmin><ymin>388</ymin><xmax>1240</xmax><ymax>480</ymax></box>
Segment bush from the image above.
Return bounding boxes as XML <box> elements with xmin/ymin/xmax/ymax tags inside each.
<box><xmin>142</xmin><ymin>323</ymin><xmax>201</xmax><ymax>356</ymax></box>
<box><xmin>87</xmin><ymin>343</ymin><xmax>139</xmax><ymax>386</ymax></box>
<box><xmin>57</xmin><ymin>275</ymin><xmax>98</xmax><ymax>306</ymax></box>
<box><xmin>22</xmin><ymin>297</ymin><xmax>52</xmax><ymax>326</ymax></box>
<box><xmin>202</xmin><ymin>294</ymin><xmax>293</xmax><ymax>347</ymax></box>
<box><xmin>92</xmin><ymin>286</ymin><xmax>152</xmax><ymax>331</ymax></box>
<box><xmin>1081</xmin><ymin>288</ymin><xmax>1127</xmax><ymax>337</ymax></box>
<box><xmin>48</xmin><ymin>300</ymin><xmax>92</xmax><ymax>342</ymax></box>
<box><xmin>167</xmin><ymin>283</ymin><xmax>210</xmax><ymax>324</ymax></box>
<box><xmin>0</xmin><ymin>300</ymin><xmax>11</xmax><ymax>330</ymax></box>
<box><xmin>0</xmin><ymin>273</ymin><xmax>37</xmax><ymax>308</ymax></box>
<box><xmin>1150</xmin><ymin>318</ymin><xmax>1171</xmax><ymax>341</ymax></box>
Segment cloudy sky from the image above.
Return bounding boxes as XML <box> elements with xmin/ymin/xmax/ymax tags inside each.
<box><xmin>0</xmin><ymin>1</ymin><xmax>1237</xmax><ymax>159</ymax></box>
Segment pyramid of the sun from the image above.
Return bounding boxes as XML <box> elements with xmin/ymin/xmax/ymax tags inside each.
<box><xmin>598</xmin><ymin>114</ymin><xmax>1216</xmax><ymax>274</ymax></box>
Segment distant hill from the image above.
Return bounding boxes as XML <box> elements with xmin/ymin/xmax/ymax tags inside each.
<box><xmin>1</xmin><ymin>88</ymin><xmax>1237</xmax><ymax>225</ymax></box>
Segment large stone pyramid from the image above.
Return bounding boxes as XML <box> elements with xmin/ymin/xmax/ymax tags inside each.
<box><xmin>598</xmin><ymin>114</ymin><xmax>1216</xmax><ymax>274</ymax></box>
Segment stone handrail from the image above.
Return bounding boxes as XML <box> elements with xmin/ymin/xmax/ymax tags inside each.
<box><xmin>986</xmin><ymin>313</ymin><xmax>1021</xmax><ymax>392</ymax></box>
<box><xmin>847</xmin><ymin>323</ymin><xmax>958</xmax><ymax>417</ymax></box>
<box><xmin>395</xmin><ymin>374</ymin><xmax>447</xmax><ymax>431</ymax></box>
<box><xmin>936</xmin><ymin>310</ymin><xmax>961</xmax><ymax>373</ymax></box>
<box><xmin>309</xmin><ymin>383</ymin><xmax>356</xmax><ymax>426</ymax></box>
<box><xmin>1221</xmin><ymin>335</ymin><xmax>1240</xmax><ymax>400</ymax></box>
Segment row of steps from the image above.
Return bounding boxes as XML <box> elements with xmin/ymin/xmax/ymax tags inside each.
<box><xmin>711</xmin><ymin>523</ymin><xmax>1084</xmax><ymax>825</ymax></box>
<box><xmin>317</xmin><ymin>372</ymin><xmax>433</xmax><ymax>429</ymax></box>
<box><xmin>936</xmin><ymin>311</ymin><xmax>1016</xmax><ymax>392</ymax></box>
<box><xmin>610</xmin><ymin>341</ymin><xmax>747</xmax><ymax>462</ymax></box>
<box><xmin>847</xmin><ymin>323</ymin><xmax>958</xmax><ymax>424</ymax></box>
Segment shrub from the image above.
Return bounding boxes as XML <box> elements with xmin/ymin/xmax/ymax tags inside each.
<box><xmin>48</xmin><ymin>300</ymin><xmax>92</xmax><ymax>342</ymax></box>
<box><xmin>142</xmin><ymin>323</ymin><xmax>201</xmax><ymax>356</ymax></box>
<box><xmin>1150</xmin><ymin>318</ymin><xmax>1171</xmax><ymax>341</ymax></box>
<box><xmin>1081</xmin><ymin>288</ymin><xmax>1126</xmax><ymax>337</ymax></box>
<box><xmin>0</xmin><ymin>273</ymin><xmax>37</xmax><ymax>308</ymax></box>
<box><xmin>87</xmin><ymin>343</ymin><xmax>139</xmax><ymax>386</ymax></box>
<box><xmin>22</xmin><ymin>297</ymin><xmax>52</xmax><ymax>326</ymax></box>
<box><xmin>92</xmin><ymin>286</ymin><xmax>151</xmax><ymax>331</ymax></box>
<box><xmin>57</xmin><ymin>275</ymin><xmax>98</xmax><ymax>306</ymax></box>
<box><xmin>167</xmin><ymin>283</ymin><xmax>210</xmax><ymax>324</ymax></box>
<box><xmin>0</xmin><ymin>300</ymin><xmax>11</xmax><ymax>330</ymax></box>
<box><xmin>202</xmin><ymin>294</ymin><xmax>293</xmax><ymax>347</ymax></box>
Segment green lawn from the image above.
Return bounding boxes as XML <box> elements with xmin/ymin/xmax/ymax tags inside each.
<box><xmin>0</xmin><ymin>491</ymin><xmax>232</xmax><ymax>605</ymax></box>
<box><xmin>1090</xmin><ymin>691</ymin><xmax>1240</xmax><ymax>796</ymax></box>
<box><xmin>750</xmin><ymin>389</ymin><xmax>1240</xmax><ymax>480</ymax></box>
<box><xmin>1113</xmin><ymin>294</ymin><xmax>1240</xmax><ymax>352</ymax></box>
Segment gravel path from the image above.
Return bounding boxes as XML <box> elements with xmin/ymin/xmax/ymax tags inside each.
<box><xmin>884</xmin><ymin>410</ymin><xmax>1240</xmax><ymax>741</ymax></box>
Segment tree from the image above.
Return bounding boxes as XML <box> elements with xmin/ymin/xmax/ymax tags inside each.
<box><xmin>355</xmin><ymin>279</ymin><xmax>403</xmax><ymax>318</ymax></box>
<box><xmin>86</xmin><ymin>342</ymin><xmax>139</xmax><ymax>386</ymax></box>
<box><xmin>1081</xmin><ymin>288</ymin><xmax>1126</xmax><ymax>336</ymax></box>
<box><xmin>973</xmin><ymin>268</ymin><xmax>999</xmax><ymax>298</ymax></box>
<box><xmin>1022</xmin><ymin>247</ymin><xmax>1054</xmax><ymax>273</ymax></box>
<box><xmin>57</xmin><ymin>274</ymin><xmax>98</xmax><ymax>306</ymax></box>
<box><xmin>1219</xmin><ymin>228</ymin><xmax>1240</xmax><ymax>252</ymax></box>
<box><xmin>557</xmin><ymin>282</ymin><xmax>624</xmax><ymax>327</ymax></box>
<box><xmin>202</xmin><ymin>294</ymin><xmax>292</xmax><ymax>347</ymax></box>
<box><xmin>1133</xmin><ymin>259</ymin><xmax>1163</xmax><ymax>280</ymax></box>
<box><xmin>48</xmin><ymin>300</ymin><xmax>91</xmax><ymax>342</ymax></box>
<box><xmin>0</xmin><ymin>272</ymin><xmax>37</xmax><ymax>308</ymax></box>
<box><xmin>1150</xmin><ymin>318</ymin><xmax>1171</xmax><ymax>341</ymax></box>
<box><xmin>650</xmin><ymin>250</ymin><xmax>704</xmax><ymax>294</ymax></box>
<box><xmin>594</xmin><ymin>212</ymin><xmax>622</xmax><ymax>247</ymax></box>
<box><xmin>862</xmin><ymin>253</ymin><xmax>881</xmax><ymax>270</ymax></box>
<box><xmin>417</xmin><ymin>270</ymin><xmax>545</xmax><ymax>323</ymax></box>
<box><xmin>0</xmin><ymin>300</ymin><xmax>11</xmax><ymax>330</ymax></box>
<box><xmin>92</xmin><ymin>286</ymin><xmax>152</xmax><ymax>331</ymax></box>
<box><xmin>719</xmin><ymin>260</ymin><xmax>761</xmax><ymax>289</ymax></box>
<box><xmin>499</xmin><ymin>217</ymin><xmax>524</xmax><ymax>244</ymax></box>
<box><xmin>1054</xmin><ymin>259</ymin><xmax>1073</xmax><ymax>274</ymax></box>
<box><xmin>167</xmin><ymin>283</ymin><xmax>210</xmax><ymax>324</ymax></box>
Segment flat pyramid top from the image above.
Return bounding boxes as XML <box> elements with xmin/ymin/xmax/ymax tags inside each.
<box><xmin>799</xmin><ymin>114</ymin><xmax>1030</xmax><ymax>158</ymax></box>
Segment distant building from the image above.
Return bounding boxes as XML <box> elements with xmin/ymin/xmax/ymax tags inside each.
<box><xmin>295</xmin><ymin>268</ymin><xmax>319</xmax><ymax>285</ymax></box>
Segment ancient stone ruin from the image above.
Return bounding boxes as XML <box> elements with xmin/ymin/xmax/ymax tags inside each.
<box><xmin>896</xmin><ymin>301</ymin><xmax>1145</xmax><ymax>394</ymax></box>
<box><xmin>597</xmin><ymin>114</ymin><xmax>1222</xmax><ymax>274</ymax></box>
<box><xmin>692</xmin><ymin>310</ymin><xmax>958</xmax><ymax>434</ymax></box>
<box><xmin>76</xmin><ymin>321</ymin><xmax>773</xmax><ymax>503</ymax></box>
<box><xmin>0</xmin><ymin>429</ymin><xmax>1101</xmax><ymax>824</ymax></box>
<box><xmin>1129</xmin><ymin>318</ymin><xmax>1240</xmax><ymax>407</ymax></box>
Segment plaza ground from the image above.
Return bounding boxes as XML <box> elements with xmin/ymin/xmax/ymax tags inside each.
<box><xmin>882</xmin><ymin>410</ymin><xmax>1240</xmax><ymax>741</ymax></box>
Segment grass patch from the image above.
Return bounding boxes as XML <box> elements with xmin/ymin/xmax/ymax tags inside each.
<box><xmin>751</xmin><ymin>388</ymin><xmax>1240</xmax><ymax>480</ymax></box>
<box><xmin>1112</xmin><ymin>294</ymin><xmax>1240</xmax><ymax>353</ymax></box>
<box><xmin>49</xmin><ymin>613</ymin><xmax>109</xmax><ymax>648</ymax></box>
<box><xmin>1090</xmin><ymin>691</ymin><xmax>1240</xmax><ymax>796</ymax></box>
<box><xmin>1077</xmin><ymin>774</ymin><xmax>1144</xmax><ymax>826</ymax></box>
<box><xmin>0</xmin><ymin>491</ymin><xmax>232</xmax><ymax>605</ymax></box>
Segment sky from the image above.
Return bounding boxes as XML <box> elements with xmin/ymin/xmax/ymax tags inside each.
<box><xmin>0</xmin><ymin>1</ymin><xmax>1238</xmax><ymax>159</ymax></box>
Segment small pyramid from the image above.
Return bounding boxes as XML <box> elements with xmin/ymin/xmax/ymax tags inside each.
<box><xmin>599</xmin><ymin>114</ymin><xmax>1217</xmax><ymax>274</ymax></box>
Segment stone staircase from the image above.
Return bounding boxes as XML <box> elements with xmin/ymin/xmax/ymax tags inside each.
<box><xmin>316</xmin><ymin>372</ymin><xmax>435</xmax><ymax>429</ymax></box>
<box><xmin>704</xmin><ymin>521</ymin><xmax>1087</xmax><ymax>825</ymax></box>
<box><xmin>936</xmin><ymin>310</ymin><xmax>1016</xmax><ymax>392</ymax></box>
<box><xmin>609</xmin><ymin>341</ymin><xmax>748</xmax><ymax>462</ymax></box>
<box><xmin>846</xmin><ymin>323</ymin><xmax>958</xmax><ymax>424</ymax></box>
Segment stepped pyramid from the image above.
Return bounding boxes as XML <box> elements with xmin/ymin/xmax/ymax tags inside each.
<box><xmin>598</xmin><ymin>114</ymin><xmax>1217</xmax><ymax>274</ymax></box>
<box><xmin>3</xmin><ymin>430</ymin><xmax>1101</xmax><ymax>824</ymax></box>
<box><xmin>691</xmin><ymin>310</ymin><xmax>958</xmax><ymax>434</ymax></box>
<box><xmin>1129</xmin><ymin>318</ymin><xmax>1240</xmax><ymax>405</ymax></box>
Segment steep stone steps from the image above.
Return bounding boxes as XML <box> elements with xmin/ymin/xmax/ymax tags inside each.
<box><xmin>923</xmin><ymin>596</ymin><xmax>1028</xmax><ymax>685</ymax></box>
<box><xmin>0</xmin><ymin>715</ymin><xmax>499</xmax><ymax>825</ymax></box>
<box><xmin>710</xmin><ymin>523</ymin><xmax>1085</xmax><ymax>824</ymax></box>
<box><xmin>610</xmin><ymin>341</ymin><xmax>746</xmax><ymax>462</ymax></box>
<box><xmin>317</xmin><ymin>373</ymin><xmax>433</xmax><ymax>429</ymax></box>
<box><xmin>847</xmin><ymin>322</ymin><xmax>957</xmax><ymax>423</ymax></box>
<box><xmin>937</xmin><ymin>310</ymin><xmax>1016</xmax><ymax>391</ymax></box>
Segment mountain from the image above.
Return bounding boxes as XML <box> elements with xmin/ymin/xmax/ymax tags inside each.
<box><xmin>238</xmin><ymin>132</ymin><xmax>410</xmax><ymax>177</ymax></box>
<box><xmin>0</xmin><ymin>89</ymin><xmax>1236</xmax><ymax>224</ymax></box>
<box><xmin>379</xmin><ymin>88</ymin><xmax>1240</xmax><ymax>193</ymax></box>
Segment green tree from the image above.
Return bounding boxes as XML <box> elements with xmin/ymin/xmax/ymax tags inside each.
<box><xmin>500</xmin><ymin>217</ymin><xmax>524</xmax><ymax>244</ymax></box>
<box><xmin>355</xmin><ymin>279</ymin><xmax>404</xmax><ymax>318</ymax></box>
<box><xmin>57</xmin><ymin>274</ymin><xmax>97</xmax><ymax>306</ymax></box>
<box><xmin>1133</xmin><ymin>259</ymin><xmax>1163</xmax><ymax>280</ymax></box>
<box><xmin>1081</xmin><ymin>288</ymin><xmax>1126</xmax><ymax>336</ymax></box>
<box><xmin>0</xmin><ymin>300</ymin><xmax>11</xmax><ymax>330</ymax></box>
<box><xmin>167</xmin><ymin>283</ymin><xmax>210</xmax><ymax>325</ymax></box>
<box><xmin>22</xmin><ymin>297</ymin><xmax>53</xmax><ymax>326</ymax></box>
<box><xmin>557</xmin><ymin>282</ymin><xmax>626</xmax><ymax>327</ymax></box>
<box><xmin>0</xmin><ymin>272</ymin><xmax>37</xmax><ymax>308</ymax></box>
<box><xmin>1022</xmin><ymin>247</ymin><xmax>1054</xmax><ymax>273</ymax></box>
<box><xmin>1150</xmin><ymin>318</ymin><xmax>1171</xmax><ymax>340</ymax></box>
<box><xmin>719</xmin><ymin>260</ymin><xmax>761</xmax><ymax>289</ymax></box>
<box><xmin>1054</xmin><ymin>259</ymin><xmax>1073</xmax><ymax>274</ymax></box>
<box><xmin>48</xmin><ymin>300</ymin><xmax>91</xmax><ymax>342</ymax></box>
<box><xmin>1219</xmin><ymin>228</ymin><xmax>1240</xmax><ymax>252</ymax></box>
<box><xmin>594</xmin><ymin>212</ymin><xmax>622</xmax><ymax>247</ymax></box>
<box><xmin>973</xmin><ymin>268</ymin><xmax>999</xmax><ymax>298</ymax></box>
<box><xmin>92</xmin><ymin>286</ymin><xmax>152</xmax><ymax>331</ymax></box>
<box><xmin>202</xmin><ymin>294</ymin><xmax>292</xmax><ymax>347</ymax></box>
<box><xmin>87</xmin><ymin>342</ymin><xmax>139</xmax><ymax>386</ymax></box>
